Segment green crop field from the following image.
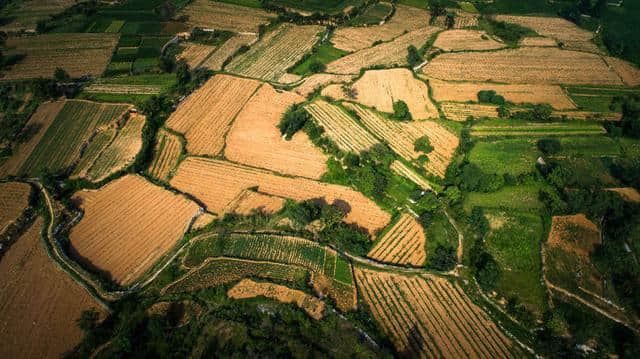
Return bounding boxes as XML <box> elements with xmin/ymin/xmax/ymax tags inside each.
<box><xmin>292</xmin><ymin>43</ymin><xmax>349</xmax><ymax>76</ymax></box>
<box><xmin>565</xmin><ymin>86</ymin><xmax>639</xmax><ymax>112</ymax></box>
<box><xmin>346</xmin><ymin>2</ymin><xmax>392</xmax><ymax>26</ymax></box>
<box><xmin>484</xmin><ymin>210</ymin><xmax>547</xmax><ymax>317</ymax></box>
<box><xmin>19</xmin><ymin>100</ymin><xmax>130</xmax><ymax>176</ymax></box>
<box><xmin>463</xmin><ymin>184</ymin><xmax>548</xmax><ymax>213</ymax></box>
<box><xmin>556</xmin><ymin>136</ymin><xmax>621</xmax><ymax>157</ymax></box>
<box><xmin>469</xmin><ymin>139</ymin><xmax>541</xmax><ymax>176</ymax></box>
<box><xmin>471</xmin><ymin>118</ymin><xmax>606</xmax><ymax>137</ymax></box>
<box><xmin>425</xmin><ymin>210</ymin><xmax>458</xmax><ymax>254</ymax></box>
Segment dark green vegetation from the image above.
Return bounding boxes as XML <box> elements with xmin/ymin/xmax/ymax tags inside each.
<box><xmin>391</xmin><ymin>100</ymin><xmax>412</xmax><ymax>121</ymax></box>
<box><xmin>346</xmin><ymin>1</ymin><xmax>392</xmax><ymax>26</ymax></box>
<box><xmin>477</xmin><ymin>90</ymin><xmax>506</xmax><ymax>105</ymax></box>
<box><xmin>291</xmin><ymin>43</ymin><xmax>348</xmax><ymax>76</ymax></box>
<box><xmin>265</xmin><ymin>0</ymin><xmax>365</xmax><ymax>15</ymax></box>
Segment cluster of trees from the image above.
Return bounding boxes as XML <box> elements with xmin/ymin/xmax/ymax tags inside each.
<box><xmin>278</xmin><ymin>104</ymin><xmax>310</xmax><ymax>140</ymax></box>
<box><xmin>467</xmin><ymin>207</ymin><xmax>502</xmax><ymax>290</ymax></box>
<box><xmin>406</xmin><ymin>45</ymin><xmax>422</xmax><ymax>67</ymax></box>
<box><xmin>391</xmin><ymin>100</ymin><xmax>412</xmax><ymax>121</ymax></box>
<box><xmin>559</xmin><ymin>0</ymin><xmax>607</xmax><ymax>25</ymax></box>
<box><xmin>477</xmin><ymin>90</ymin><xmax>506</xmax><ymax>105</ymax></box>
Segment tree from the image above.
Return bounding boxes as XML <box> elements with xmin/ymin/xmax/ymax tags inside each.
<box><xmin>537</xmin><ymin>138</ymin><xmax>562</xmax><ymax>154</ymax></box>
<box><xmin>341</xmin><ymin>84</ymin><xmax>357</xmax><ymax>99</ymax></box>
<box><xmin>391</xmin><ymin>100</ymin><xmax>412</xmax><ymax>121</ymax></box>
<box><xmin>414</xmin><ymin>136</ymin><xmax>434</xmax><ymax>153</ymax></box>
<box><xmin>497</xmin><ymin>105</ymin><xmax>511</xmax><ymax>119</ymax></box>
<box><xmin>278</xmin><ymin>104</ymin><xmax>310</xmax><ymax>140</ymax></box>
<box><xmin>444</xmin><ymin>12</ymin><xmax>455</xmax><ymax>29</ymax></box>
<box><xmin>406</xmin><ymin>45</ymin><xmax>422</xmax><ymax>67</ymax></box>
<box><xmin>470</xmin><ymin>206</ymin><xmax>489</xmax><ymax>236</ymax></box>
<box><xmin>477</xmin><ymin>90</ymin><xmax>505</xmax><ymax>105</ymax></box>
<box><xmin>53</xmin><ymin>67</ymin><xmax>70</xmax><ymax>82</ymax></box>
<box><xmin>308</xmin><ymin>61</ymin><xmax>325</xmax><ymax>73</ymax></box>
<box><xmin>428</xmin><ymin>245</ymin><xmax>457</xmax><ymax>271</ymax></box>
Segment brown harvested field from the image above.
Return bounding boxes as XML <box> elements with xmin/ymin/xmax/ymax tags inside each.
<box><xmin>390</xmin><ymin>161</ymin><xmax>433</xmax><ymax>191</ymax></box>
<box><xmin>520</xmin><ymin>36</ymin><xmax>557</xmax><ymax>47</ymax></box>
<box><xmin>605</xmin><ymin>187</ymin><xmax>640</xmax><ymax>203</ymax></box>
<box><xmin>165</xmin><ymin>74</ymin><xmax>261</xmax><ymax>156</ymax></box>
<box><xmin>326</xmin><ymin>26</ymin><xmax>440</xmax><ymax>74</ymax></box>
<box><xmin>228</xmin><ymin>278</ymin><xmax>325</xmax><ymax>320</ymax></box>
<box><xmin>355</xmin><ymin>268</ymin><xmax>519</xmax><ymax>358</ymax></box>
<box><xmin>179</xmin><ymin>0</ymin><xmax>275</xmax><ymax>33</ymax></box>
<box><xmin>433</xmin><ymin>29</ymin><xmax>505</xmax><ymax>51</ymax></box>
<box><xmin>170</xmin><ymin>157</ymin><xmax>391</xmax><ymax>234</ymax></box>
<box><xmin>225</xmin><ymin>190</ymin><xmax>285</xmax><ymax>215</ymax></box>
<box><xmin>201</xmin><ymin>34</ymin><xmax>257</xmax><ymax>71</ymax></box>
<box><xmin>422</xmin><ymin>47</ymin><xmax>623</xmax><ymax>85</ymax></box>
<box><xmin>70</xmin><ymin>175</ymin><xmax>202</xmax><ymax>286</ymax></box>
<box><xmin>495</xmin><ymin>15</ymin><xmax>593</xmax><ymax>42</ymax></box>
<box><xmin>0</xmin><ymin>0</ymin><xmax>75</xmax><ymax>32</ymax></box>
<box><xmin>294</xmin><ymin>73</ymin><xmax>353</xmax><ymax>97</ymax></box>
<box><xmin>368</xmin><ymin>214</ymin><xmax>426</xmax><ymax>266</ymax></box>
<box><xmin>224</xmin><ymin>84</ymin><xmax>327</xmax><ymax>179</ymax></box>
<box><xmin>0</xmin><ymin>101</ymin><xmax>65</xmax><ymax>176</ymax></box>
<box><xmin>323</xmin><ymin>68</ymin><xmax>439</xmax><ymax>119</ymax></box>
<box><xmin>85</xmin><ymin>114</ymin><xmax>146</xmax><ymax>182</ymax></box>
<box><xmin>331</xmin><ymin>4</ymin><xmax>431</xmax><ymax>52</ymax></box>
<box><xmin>1</xmin><ymin>33</ymin><xmax>118</xmax><ymax>80</ymax></box>
<box><xmin>433</xmin><ymin>9</ymin><xmax>478</xmax><ymax>29</ymax></box>
<box><xmin>227</xmin><ymin>23</ymin><xmax>323</xmax><ymax>83</ymax></box>
<box><xmin>148</xmin><ymin>129</ymin><xmax>183</xmax><ymax>182</ymax></box>
<box><xmin>603</xmin><ymin>56</ymin><xmax>640</xmax><ymax>87</ymax></box>
<box><xmin>177</xmin><ymin>42</ymin><xmax>217</xmax><ymax>68</ymax></box>
<box><xmin>0</xmin><ymin>182</ymin><xmax>31</xmax><ymax>234</ymax></box>
<box><xmin>0</xmin><ymin>218</ymin><xmax>105</xmax><ymax>359</ymax></box>
<box><xmin>345</xmin><ymin>103</ymin><xmax>458</xmax><ymax>178</ymax></box>
<box><xmin>429</xmin><ymin>78</ymin><xmax>577</xmax><ymax>109</ymax></box>
<box><xmin>441</xmin><ymin>102</ymin><xmax>620</xmax><ymax>121</ymax></box>
<box><xmin>304</xmin><ymin>100</ymin><xmax>380</xmax><ymax>153</ymax></box>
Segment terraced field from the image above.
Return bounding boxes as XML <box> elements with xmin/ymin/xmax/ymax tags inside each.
<box><xmin>355</xmin><ymin>269</ymin><xmax>521</xmax><ymax>358</ymax></box>
<box><xmin>368</xmin><ymin>214</ymin><xmax>426</xmax><ymax>266</ymax></box>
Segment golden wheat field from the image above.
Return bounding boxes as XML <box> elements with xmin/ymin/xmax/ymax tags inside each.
<box><xmin>70</xmin><ymin>175</ymin><xmax>202</xmax><ymax>285</ymax></box>
<box><xmin>368</xmin><ymin>213</ymin><xmax>426</xmax><ymax>266</ymax></box>
<box><xmin>180</xmin><ymin>0</ymin><xmax>274</xmax><ymax>33</ymax></box>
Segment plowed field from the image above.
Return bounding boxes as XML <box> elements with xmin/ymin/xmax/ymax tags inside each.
<box><xmin>326</xmin><ymin>26</ymin><xmax>440</xmax><ymax>74</ymax></box>
<box><xmin>148</xmin><ymin>129</ymin><xmax>183</xmax><ymax>182</ymax></box>
<box><xmin>345</xmin><ymin>103</ymin><xmax>458</xmax><ymax>178</ymax></box>
<box><xmin>324</xmin><ymin>68</ymin><xmax>438</xmax><ymax>119</ymax></box>
<box><xmin>228</xmin><ymin>279</ymin><xmax>325</xmax><ymax>319</ymax></box>
<box><xmin>422</xmin><ymin>47</ymin><xmax>623</xmax><ymax>85</ymax></box>
<box><xmin>304</xmin><ymin>100</ymin><xmax>380</xmax><ymax>153</ymax></box>
<box><xmin>433</xmin><ymin>9</ymin><xmax>478</xmax><ymax>29</ymax></box>
<box><xmin>1</xmin><ymin>33</ymin><xmax>118</xmax><ymax>80</ymax></box>
<box><xmin>70</xmin><ymin>175</ymin><xmax>201</xmax><ymax>285</ymax></box>
<box><xmin>332</xmin><ymin>4</ymin><xmax>431</xmax><ymax>52</ymax></box>
<box><xmin>178</xmin><ymin>42</ymin><xmax>217</xmax><ymax>68</ymax></box>
<box><xmin>227</xmin><ymin>23</ymin><xmax>323</xmax><ymax>82</ymax></box>
<box><xmin>201</xmin><ymin>34</ymin><xmax>257</xmax><ymax>71</ymax></box>
<box><xmin>433</xmin><ymin>30</ymin><xmax>504</xmax><ymax>51</ymax></box>
<box><xmin>294</xmin><ymin>73</ymin><xmax>353</xmax><ymax>97</ymax></box>
<box><xmin>429</xmin><ymin>79</ymin><xmax>576</xmax><ymax>109</ymax></box>
<box><xmin>368</xmin><ymin>214</ymin><xmax>426</xmax><ymax>266</ymax></box>
<box><xmin>355</xmin><ymin>268</ymin><xmax>520</xmax><ymax>358</ymax></box>
<box><xmin>170</xmin><ymin>157</ymin><xmax>391</xmax><ymax>234</ymax></box>
<box><xmin>165</xmin><ymin>74</ymin><xmax>260</xmax><ymax>156</ymax></box>
<box><xmin>225</xmin><ymin>84</ymin><xmax>327</xmax><ymax>179</ymax></box>
<box><xmin>0</xmin><ymin>182</ymin><xmax>31</xmax><ymax>234</ymax></box>
<box><xmin>0</xmin><ymin>218</ymin><xmax>105</xmax><ymax>359</ymax></box>
<box><xmin>606</xmin><ymin>187</ymin><xmax>640</xmax><ymax>203</ymax></box>
<box><xmin>180</xmin><ymin>0</ymin><xmax>274</xmax><ymax>33</ymax></box>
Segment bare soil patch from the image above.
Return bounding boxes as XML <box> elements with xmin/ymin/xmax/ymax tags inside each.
<box><xmin>70</xmin><ymin>175</ymin><xmax>201</xmax><ymax>286</ymax></box>
<box><xmin>605</xmin><ymin>187</ymin><xmax>640</xmax><ymax>203</ymax></box>
<box><xmin>433</xmin><ymin>29</ymin><xmax>504</xmax><ymax>51</ymax></box>
<box><xmin>332</xmin><ymin>4</ymin><xmax>431</xmax><ymax>52</ymax></box>
<box><xmin>0</xmin><ymin>218</ymin><xmax>105</xmax><ymax>359</ymax></box>
<box><xmin>225</xmin><ymin>84</ymin><xmax>327</xmax><ymax>179</ymax></box>
<box><xmin>422</xmin><ymin>47</ymin><xmax>623</xmax><ymax>85</ymax></box>
<box><xmin>170</xmin><ymin>157</ymin><xmax>391</xmax><ymax>234</ymax></box>
<box><xmin>166</xmin><ymin>74</ymin><xmax>261</xmax><ymax>156</ymax></box>
<box><xmin>228</xmin><ymin>278</ymin><xmax>325</xmax><ymax>320</ymax></box>
<box><xmin>520</xmin><ymin>37</ymin><xmax>557</xmax><ymax>47</ymax></box>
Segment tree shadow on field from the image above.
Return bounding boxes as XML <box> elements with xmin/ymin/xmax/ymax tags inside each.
<box><xmin>68</xmin><ymin>245</ymin><xmax>116</xmax><ymax>286</ymax></box>
<box><xmin>399</xmin><ymin>324</ymin><xmax>427</xmax><ymax>358</ymax></box>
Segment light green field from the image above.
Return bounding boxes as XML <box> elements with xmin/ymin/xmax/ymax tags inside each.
<box><xmin>463</xmin><ymin>184</ymin><xmax>548</xmax><ymax>213</ymax></box>
<box><xmin>469</xmin><ymin>139</ymin><xmax>540</xmax><ymax>176</ymax></box>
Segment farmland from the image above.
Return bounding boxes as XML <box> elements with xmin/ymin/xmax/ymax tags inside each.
<box><xmin>423</xmin><ymin>47</ymin><xmax>624</xmax><ymax>85</ymax></box>
<box><xmin>147</xmin><ymin>129</ymin><xmax>183</xmax><ymax>182</ymax></box>
<box><xmin>304</xmin><ymin>100</ymin><xmax>380</xmax><ymax>153</ymax></box>
<box><xmin>0</xmin><ymin>0</ymin><xmax>74</xmax><ymax>32</ymax></box>
<box><xmin>228</xmin><ymin>278</ymin><xmax>326</xmax><ymax>319</ymax></box>
<box><xmin>169</xmin><ymin>157</ymin><xmax>391</xmax><ymax>234</ymax></box>
<box><xmin>345</xmin><ymin>103</ymin><xmax>459</xmax><ymax>178</ymax></box>
<box><xmin>433</xmin><ymin>9</ymin><xmax>479</xmax><ymax>29</ymax></box>
<box><xmin>165</xmin><ymin>74</ymin><xmax>261</xmax><ymax>156</ymax></box>
<box><xmin>324</xmin><ymin>69</ymin><xmax>439</xmax><ymax>120</ymax></box>
<box><xmin>294</xmin><ymin>73</ymin><xmax>353</xmax><ymax>97</ymax></box>
<box><xmin>179</xmin><ymin>0</ymin><xmax>275</xmax><ymax>33</ymax></box>
<box><xmin>177</xmin><ymin>43</ymin><xmax>217</xmax><ymax>68</ymax></box>
<box><xmin>469</xmin><ymin>139</ymin><xmax>540</xmax><ymax>176</ymax></box>
<box><xmin>367</xmin><ymin>213</ymin><xmax>426</xmax><ymax>266</ymax></box>
<box><xmin>224</xmin><ymin>84</ymin><xmax>327</xmax><ymax>179</ymax></box>
<box><xmin>326</xmin><ymin>26</ymin><xmax>440</xmax><ymax>74</ymax></box>
<box><xmin>355</xmin><ymin>268</ymin><xmax>521</xmax><ymax>358</ymax></box>
<box><xmin>70</xmin><ymin>175</ymin><xmax>201</xmax><ymax>286</ymax></box>
<box><xmin>602</xmin><ymin>56</ymin><xmax>640</xmax><ymax>86</ymax></box>
<box><xmin>470</xmin><ymin>118</ymin><xmax>606</xmax><ymax>137</ymax></box>
<box><xmin>429</xmin><ymin>79</ymin><xmax>577</xmax><ymax>110</ymax></box>
<box><xmin>1</xmin><ymin>34</ymin><xmax>119</xmax><ymax>80</ymax></box>
<box><xmin>433</xmin><ymin>30</ymin><xmax>505</xmax><ymax>52</ymax></box>
<box><xmin>332</xmin><ymin>4</ymin><xmax>431</xmax><ymax>52</ymax></box>
<box><xmin>0</xmin><ymin>218</ymin><xmax>105</xmax><ymax>359</ymax></box>
<box><xmin>0</xmin><ymin>101</ymin><xmax>65</xmax><ymax>176</ymax></box>
<box><xmin>225</xmin><ymin>190</ymin><xmax>285</xmax><ymax>215</ymax></box>
<box><xmin>227</xmin><ymin>23</ymin><xmax>323</xmax><ymax>83</ymax></box>
<box><xmin>18</xmin><ymin>100</ymin><xmax>131</xmax><ymax>176</ymax></box>
<box><xmin>0</xmin><ymin>182</ymin><xmax>31</xmax><ymax>234</ymax></box>
<box><xmin>201</xmin><ymin>34</ymin><xmax>257</xmax><ymax>71</ymax></box>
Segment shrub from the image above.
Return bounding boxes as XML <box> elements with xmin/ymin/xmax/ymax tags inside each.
<box><xmin>309</xmin><ymin>61</ymin><xmax>325</xmax><ymax>73</ymax></box>
<box><xmin>391</xmin><ymin>100</ymin><xmax>411</xmax><ymax>121</ymax></box>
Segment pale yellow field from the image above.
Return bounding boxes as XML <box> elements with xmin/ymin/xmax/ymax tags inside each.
<box><xmin>180</xmin><ymin>0</ymin><xmax>274</xmax><ymax>33</ymax></box>
<box><xmin>603</xmin><ymin>56</ymin><xmax>640</xmax><ymax>86</ymax></box>
<box><xmin>433</xmin><ymin>30</ymin><xmax>505</xmax><ymax>51</ymax></box>
<box><xmin>520</xmin><ymin>36</ymin><xmax>557</xmax><ymax>47</ymax></box>
<box><xmin>294</xmin><ymin>73</ymin><xmax>353</xmax><ymax>97</ymax></box>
